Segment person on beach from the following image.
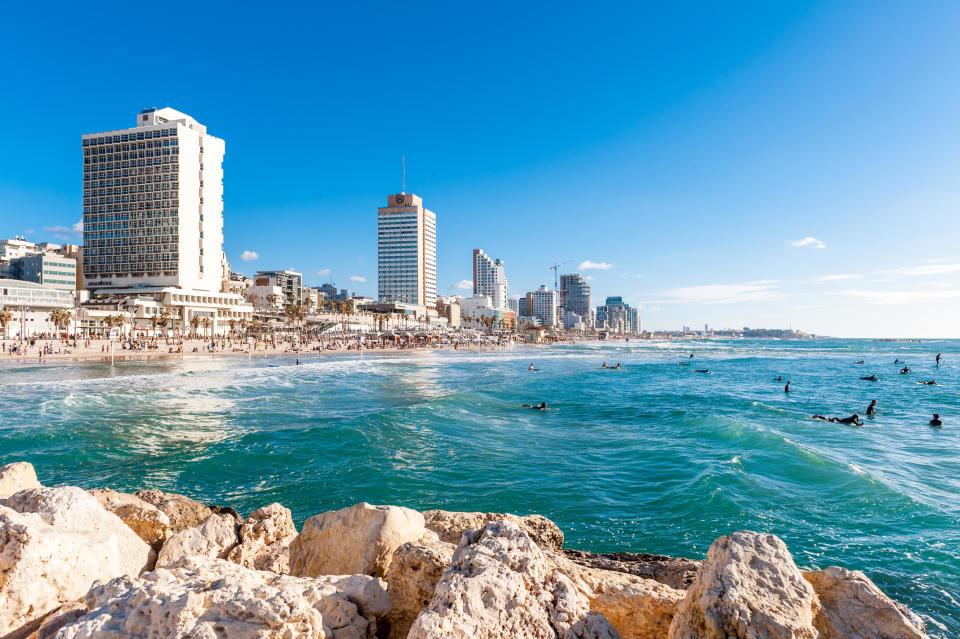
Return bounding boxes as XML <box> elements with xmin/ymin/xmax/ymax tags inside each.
<box><xmin>784</xmin><ymin>381</ymin><xmax>791</xmax><ymax>392</ymax></box>
<box><xmin>866</xmin><ymin>400</ymin><xmax>877</xmax><ymax>416</ymax></box>
<box><xmin>522</xmin><ymin>402</ymin><xmax>548</xmax><ymax>410</ymax></box>
<box><xmin>811</xmin><ymin>413</ymin><xmax>864</xmax><ymax>426</ymax></box>
<box><xmin>936</xmin><ymin>353</ymin><xmax>942</xmax><ymax>366</ymax></box>
<box><xmin>861</xmin><ymin>374</ymin><xmax>879</xmax><ymax>381</ymax></box>
<box><xmin>930</xmin><ymin>414</ymin><xmax>943</xmax><ymax>426</ymax></box>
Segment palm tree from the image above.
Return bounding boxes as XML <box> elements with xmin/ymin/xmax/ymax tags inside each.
<box><xmin>149</xmin><ymin>314</ymin><xmax>160</xmax><ymax>337</ymax></box>
<box><xmin>0</xmin><ymin>307</ymin><xmax>13</xmax><ymax>340</ymax></box>
<box><xmin>238</xmin><ymin>318</ymin><xmax>248</xmax><ymax>338</ymax></box>
<box><xmin>200</xmin><ymin>317</ymin><xmax>212</xmax><ymax>339</ymax></box>
<box><xmin>48</xmin><ymin>309</ymin><xmax>64</xmax><ymax>336</ymax></box>
<box><xmin>189</xmin><ymin>316</ymin><xmax>201</xmax><ymax>338</ymax></box>
<box><xmin>266</xmin><ymin>294</ymin><xmax>279</xmax><ymax>309</ymax></box>
<box><xmin>157</xmin><ymin>310</ymin><xmax>171</xmax><ymax>339</ymax></box>
<box><xmin>284</xmin><ymin>304</ymin><xmax>306</xmax><ymax>341</ymax></box>
<box><xmin>246</xmin><ymin>292</ymin><xmax>260</xmax><ymax>308</ymax></box>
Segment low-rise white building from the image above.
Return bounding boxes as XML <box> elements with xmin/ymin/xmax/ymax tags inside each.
<box><xmin>0</xmin><ymin>279</ymin><xmax>76</xmax><ymax>338</ymax></box>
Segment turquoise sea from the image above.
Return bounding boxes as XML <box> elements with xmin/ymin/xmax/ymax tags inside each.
<box><xmin>1</xmin><ymin>338</ymin><xmax>958</xmax><ymax>635</ymax></box>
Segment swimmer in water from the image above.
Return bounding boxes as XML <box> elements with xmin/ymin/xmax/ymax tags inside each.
<box><xmin>894</xmin><ymin>359</ymin><xmax>902</xmax><ymax>364</ymax></box>
<box><xmin>900</xmin><ymin>366</ymin><xmax>911</xmax><ymax>374</ymax></box>
<box><xmin>936</xmin><ymin>353</ymin><xmax>942</xmax><ymax>366</ymax></box>
<box><xmin>529</xmin><ymin>363</ymin><xmax>535</xmax><ymax>371</ymax></box>
<box><xmin>615</xmin><ymin>362</ymin><xmax>621</xmax><ymax>369</ymax></box>
<box><xmin>521</xmin><ymin>402</ymin><xmax>548</xmax><ymax>410</ymax></box>
<box><xmin>918</xmin><ymin>380</ymin><xmax>938</xmax><ymax>385</ymax></box>
<box><xmin>296</xmin><ymin>356</ymin><xmax>300</xmax><ymax>365</ymax></box>
<box><xmin>695</xmin><ymin>369</ymin><xmax>710</xmax><ymax>373</ymax></box>
<box><xmin>784</xmin><ymin>381</ymin><xmax>791</xmax><ymax>393</ymax></box>
<box><xmin>855</xmin><ymin>360</ymin><xmax>864</xmax><ymax>364</ymax></box>
<box><xmin>930</xmin><ymin>413</ymin><xmax>943</xmax><ymax>426</ymax></box>
<box><xmin>602</xmin><ymin>361</ymin><xmax>608</xmax><ymax>368</ymax></box>
<box><xmin>774</xmin><ymin>376</ymin><xmax>783</xmax><ymax>381</ymax></box>
<box><xmin>860</xmin><ymin>374</ymin><xmax>879</xmax><ymax>381</ymax></box>
<box><xmin>866</xmin><ymin>399</ymin><xmax>877</xmax><ymax>416</ymax></box>
<box><xmin>811</xmin><ymin>413</ymin><xmax>864</xmax><ymax>426</ymax></box>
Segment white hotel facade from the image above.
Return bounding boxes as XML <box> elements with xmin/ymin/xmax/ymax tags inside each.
<box><xmin>79</xmin><ymin>108</ymin><xmax>251</xmax><ymax>336</ymax></box>
<box><xmin>377</xmin><ymin>193</ymin><xmax>437</xmax><ymax>310</ymax></box>
<box><xmin>472</xmin><ymin>248</ymin><xmax>509</xmax><ymax>310</ymax></box>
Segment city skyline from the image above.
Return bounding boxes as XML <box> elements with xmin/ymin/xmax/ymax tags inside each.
<box><xmin>2</xmin><ymin>2</ymin><xmax>960</xmax><ymax>337</ymax></box>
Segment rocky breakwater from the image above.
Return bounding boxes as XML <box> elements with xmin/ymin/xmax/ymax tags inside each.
<box><xmin>0</xmin><ymin>461</ymin><xmax>930</xmax><ymax>639</ymax></box>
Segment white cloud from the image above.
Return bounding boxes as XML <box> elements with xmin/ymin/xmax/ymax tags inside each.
<box><xmin>23</xmin><ymin>229</ymin><xmax>35</xmax><ymax>235</ymax></box>
<box><xmin>240</xmin><ymin>250</ymin><xmax>259</xmax><ymax>262</ymax></box>
<box><xmin>894</xmin><ymin>264</ymin><xmax>960</xmax><ymax>276</ymax></box>
<box><xmin>349</xmin><ymin>275</ymin><xmax>366</xmax><ymax>282</ymax></box>
<box><xmin>43</xmin><ymin>221</ymin><xmax>83</xmax><ymax>238</ymax></box>
<box><xmin>578</xmin><ymin>260</ymin><xmax>613</xmax><ymax>270</ymax></box>
<box><xmin>449</xmin><ymin>279</ymin><xmax>473</xmax><ymax>290</ymax></box>
<box><xmin>788</xmin><ymin>237</ymin><xmax>826</xmax><ymax>249</ymax></box>
<box><xmin>584</xmin><ymin>275</ymin><xmax>595</xmax><ymax>281</ymax></box>
<box><xmin>663</xmin><ymin>280</ymin><xmax>781</xmax><ymax>304</ymax></box>
<box><xmin>817</xmin><ymin>273</ymin><xmax>860</xmax><ymax>281</ymax></box>
<box><xmin>72</xmin><ymin>221</ymin><xmax>83</xmax><ymax>233</ymax></box>
<box><xmin>842</xmin><ymin>288</ymin><xmax>960</xmax><ymax>305</ymax></box>
<box><xmin>316</xmin><ymin>268</ymin><xmax>331</xmax><ymax>276</ymax></box>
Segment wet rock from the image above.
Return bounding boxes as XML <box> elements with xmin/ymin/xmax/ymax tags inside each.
<box><xmin>424</xmin><ymin>508</ymin><xmax>564</xmax><ymax>551</ymax></box>
<box><xmin>551</xmin><ymin>551</ymin><xmax>684</xmax><ymax>639</ymax></box>
<box><xmin>0</xmin><ymin>487</ymin><xmax>152</xmax><ymax>635</ymax></box>
<box><xmin>88</xmin><ymin>488</ymin><xmax>172</xmax><ymax>551</ymax></box>
<box><xmin>385</xmin><ymin>533</ymin><xmax>456</xmax><ymax>639</ymax></box>
<box><xmin>226</xmin><ymin>502</ymin><xmax>298</xmax><ymax>574</ymax></box>
<box><xmin>133</xmin><ymin>489</ymin><xmax>212</xmax><ymax>532</ymax></box>
<box><xmin>668</xmin><ymin>531</ymin><xmax>819</xmax><ymax>639</ymax></box>
<box><xmin>0</xmin><ymin>462</ymin><xmax>41</xmax><ymax>500</ymax></box>
<box><xmin>49</xmin><ymin>555</ymin><xmax>391</xmax><ymax>639</ymax></box>
<box><xmin>290</xmin><ymin>502</ymin><xmax>425</xmax><ymax>578</ymax></box>
<box><xmin>156</xmin><ymin>513</ymin><xmax>239</xmax><ymax>568</ymax></box>
<box><xmin>804</xmin><ymin>566</ymin><xmax>928</xmax><ymax>639</ymax></box>
<box><xmin>408</xmin><ymin>520</ymin><xmax>618</xmax><ymax>639</ymax></box>
<box><xmin>562</xmin><ymin>548</ymin><xmax>701</xmax><ymax>590</ymax></box>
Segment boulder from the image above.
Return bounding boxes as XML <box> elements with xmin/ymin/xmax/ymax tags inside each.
<box><xmin>156</xmin><ymin>513</ymin><xmax>239</xmax><ymax>568</ymax></box>
<box><xmin>408</xmin><ymin>520</ymin><xmax>619</xmax><ymax>639</ymax></box>
<box><xmin>48</xmin><ymin>555</ymin><xmax>391</xmax><ymax>639</ymax></box>
<box><xmin>88</xmin><ymin>488</ymin><xmax>172</xmax><ymax>551</ymax></box>
<box><xmin>0</xmin><ymin>491</ymin><xmax>152</xmax><ymax>635</ymax></box>
<box><xmin>0</xmin><ymin>462</ymin><xmax>41</xmax><ymax>499</ymax></box>
<box><xmin>133</xmin><ymin>489</ymin><xmax>212</xmax><ymax>532</ymax></box>
<box><xmin>290</xmin><ymin>502</ymin><xmax>425</xmax><ymax>578</ymax></box>
<box><xmin>562</xmin><ymin>548</ymin><xmax>701</xmax><ymax>590</ymax></box>
<box><xmin>668</xmin><ymin>531</ymin><xmax>819</xmax><ymax>639</ymax></box>
<box><xmin>804</xmin><ymin>566</ymin><xmax>928</xmax><ymax>639</ymax></box>
<box><xmin>424</xmin><ymin>508</ymin><xmax>564</xmax><ymax>551</ymax></box>
<box><xmin>385</xmin><ymin>533</ymin><xmax>456</xmax><ymax>639</ymax></box>
<box><xmin>550</xmin><ymin>551</ymin><xmax>684</xmax><ymax>639</ymax></box>
<box><xmin>225</xmin><ymin>502</ymin><xmax>298</xmax><ymax>573</ymax></box>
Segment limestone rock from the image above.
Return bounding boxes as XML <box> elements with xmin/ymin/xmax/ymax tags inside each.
<box><xmin>0</xmin><ymin>494</ymin><xmax>152</xmax><ymax>636</ymax></box>
<box><xmin>424</xmin><ymin>508</ymin><xmax>564</xmax><ymax>551</ymax></box>
<box><xmin>0</xmin><ymin>462</ymin><xmax>41</xmax><ymax>499</ymax></box>
<box><xmin>385</xmin><ymin>536</ymin><xmax>456</xmax><ymax>639</ymax></box>
<box><xmin>225</xmin><ymin>502</ymin><xmax>298</xmax><ymax>573</ymax></box>
<box><xmin>88</xmin><ymin>488</ymin><xmax>172</xmax><ymax>551</ymax></box>
<box><xmin>668</xmin><ymin>531</ymin><xmax>819</xmax><ymax>639</ymax></box>
<box><xmin>156</xmin><ymin>513</ymin><xmax>239</xmax><ymax>568</ymax></box>
<box><xmin>290</xmin><ymin>502</ymin><xmax>425</xmax><ymax>578</ymax></box>
<box><xmin>550</xmin><ymin>551</ymin><xmax>683</xmax><ymax>639</ymax></box>
<box><xmin>50</xmin><ymin>555</ymin><xmax>391</xmax><ymax>639</ymax></box>
<box><xmin>804</xmin><ymin>566</ymin><xmax>928</xmax><ymax>639</ymax></box>
<box><xmin>408</xmin><ymin>520</ymin><xmax>619</xmax><ymax>639</ymax></box>
<box><xmin>133</xmin><ymin>488</ymin><xmax>212</xmax><ymax>532</ymax></box>
<box><xmin>562</xmin><ymin>548</ymin><xmax>700</xmax><ymax>590</ymax></box>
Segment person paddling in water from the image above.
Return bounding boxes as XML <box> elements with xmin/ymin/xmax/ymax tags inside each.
<box><xmin>860</xmin><ymin>374</ymin><xmax>879</xmax><ymax>381</ymax></box>
<box><xmin>866</xmin><ymin>400</ymin><xmax>877</xmax><ymax>416</ymax></box>
<box><xmin>522</xmin><ymin>402</ymin><xmax>548</xmax><ymax>410</ymax></box>
<box><xmin>774</xmin><ymin>376</ymin><xmax>783</xmax><ymax>381</ymax></box>
<box><xmin>900</xmin><ymin>366</ymin><xmax>911</xmax><ymax>374</ymax></box>
<box><xmin>784</xmin><ymin>381</ymin><xmax>791</xmax><ymax>393</ymax></box>
<box><xmin>602</xmin><ymin>361</ymin><xmax>608</xmax><ymax>368</ymax></box>
<box><xmin>529</xmin><ymin>363</ymin><xmax>535</xmax><ymax>371</ymax></box>
<box><xmin>695</xmin><ymin>369</ymin><xmax>710</xmax><ymax>373</ymax></box>
<box><xmin>930</xmin><ymin>413</ymin><xmax>943</xmax><ymax>426</ymax></box>
<box><xmin>917</xmin><ymin>380</ymin><xmax>937</xmax><ymax>385</ymax></box>
<box><xmin>812</xmin><ymin>413</ymin><xmax>864</xmax><ymax>426</ymax></box>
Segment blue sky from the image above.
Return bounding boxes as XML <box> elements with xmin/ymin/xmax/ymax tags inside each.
<box><xmin>2</xmin><ymin>1</ymin><xmax>959</xmax><ymax>337</ymax></box>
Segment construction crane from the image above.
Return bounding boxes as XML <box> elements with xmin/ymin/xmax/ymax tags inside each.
<box><xmin>549</xmin><ymin>260</ymin><xmax>571</xmax><ymax>292</ymax></box>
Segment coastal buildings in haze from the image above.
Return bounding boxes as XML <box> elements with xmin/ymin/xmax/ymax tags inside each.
<box><xmin>377</xmin><ymin>193</ymin><xmax>437</xmax><ymax>309</ymax></box>
<box><xmin>472</xmin><ymin>249</ymin><xmax>509</xmax><ymax>310</ymax></box>
<box><xmin>596</xmin><ymin>296</ymin><xmax>641</xmax><ymax>334</ymax></box>
<box><xmin>559</xmin><ymin>273</ymin><xmax>592</xmax><ymax>329</ymax></box>
<box><xmin>526</xmin><ymin>285</ymin><xmax>557</xmax><ymax>327</ymax></box>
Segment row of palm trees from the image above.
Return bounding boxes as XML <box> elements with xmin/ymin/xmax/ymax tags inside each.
<box><xmin>461</xmin><ymin>314</ymin><xmax>513</xmax><ymax>334</ymax></box>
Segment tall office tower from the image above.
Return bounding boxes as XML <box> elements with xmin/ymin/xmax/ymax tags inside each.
<box><xmin>377</xmin><ymin>193</ymin><xmax>436</xmax><ymax>307</ymax></box>
<box><xmin>81</xmin><ymin>107</ymin><xmax>225</xmax><ymax>291</ymax></box>
<box><xmin>559</xmin><ymin>273</ymin><xmax>592</xmax><ymax>327</ymax></box>
<box><xmin>526</xmin><ymin>285</ymin><xmax>558</xmax><ymax>326</ymax></box>
<box><xmin>472</xmin><ymin>249</ymin><xmax>509</xmax><ymax>310</ymax></box>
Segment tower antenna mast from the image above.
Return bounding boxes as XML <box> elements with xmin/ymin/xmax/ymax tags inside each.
<box><xmin>402</xmin><ymin>155</ymin><xmax>406</xmax><ymax>194</ymax></box>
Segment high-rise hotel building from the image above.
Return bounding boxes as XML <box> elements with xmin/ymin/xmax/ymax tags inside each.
<box><xmin>472</xmin><ymin>249</ymin><xmax>509</xmax><ymax>310</ymax></box>
<box><xmin>79</xmin><ymin>108</ymin><xmax>251</xmax><ymax>335</ymax></box>
<box><xmin>377</xmin><ymin>193</ymin><xmax>436</xmax><ymax>308</ymax></box>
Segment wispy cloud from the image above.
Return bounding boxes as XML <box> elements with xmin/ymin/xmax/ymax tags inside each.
<box><xmin>240</xmin><ymin>250</ymin><xmax>259</xmax><ymax>262</ymax></box>
<box><xmin>43</xmin><ymin>221</ymin><xmax>83</xmax><ymax>240</ymax></box>
<box><xmin>349</xmin><ymin>275</ymin><xmax>366</xmax><ymax>282</ymax></box>
<box><xmin>843</xmin><ymin>287</ymin><xmax>960</xmax><ymax>305</ymax></box>
<box><xmin>23</xmin><ymin>229</ymin><xmax>35</xmax><ymax>236</ymax></box>
<box><xmin>316</xmin><ymin>268</ymin><xmax>331</xmax><ymax>276</ymax></box>
<box><xmin>893</xmin><ymin>263</ymin><xmax>960</xmax><ymax>277</ymax></box>
<box><xmin>663</xmin><ymin>280</ymin><xmax>782</xmax><ymax>304</ymax></box>
<box><xmin>578</xmin><ymin>260</ymin><xmax>613</xmax><ymax>270</ymax></box>
<box><xmin>448</xmin><ymin>279</ymin><xmax>473</xmax><ymax>290</ymax></box>
<box><xmin>817</xmin><ymin>273</ymin><xmax>861</xmax><ymax>281</ymax></box>
<box><xmin>788</xmin><ymin>237</ymin><xmax>826</xmax><ymax>249</ymax></box>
